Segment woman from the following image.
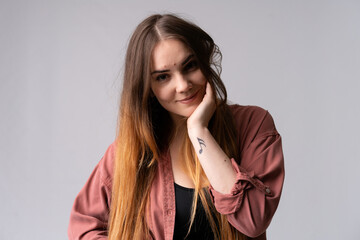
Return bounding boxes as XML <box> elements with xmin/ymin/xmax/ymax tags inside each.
<box><xmin>68</xmin><ymin>14</ymin><xmax>284</xmax><ymax>240</ymax></box>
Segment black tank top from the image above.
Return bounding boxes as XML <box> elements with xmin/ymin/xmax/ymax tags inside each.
<box><xmin>173</xmin><ymin>182</ymin><xmax>215</xmax><ymax>240</ymax></box>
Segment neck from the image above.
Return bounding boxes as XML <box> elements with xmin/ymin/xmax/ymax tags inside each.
<box><xmin>170</xmin><ymin>122</ymin><xmax>186</xmax><ymax>146</ymax></box>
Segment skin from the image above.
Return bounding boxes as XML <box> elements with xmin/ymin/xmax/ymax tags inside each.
<box><xmin>150</xmin><ymin>39</ymin><xmax>207</xmax><ymax>124</ymax></box>
<box><xmin>151</xmin><ymin>39</ymin><xmax>236</xmax><ymax>194</ymax></box>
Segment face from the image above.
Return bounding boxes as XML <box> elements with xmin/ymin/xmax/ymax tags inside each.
<box><xmin>150</xmin><ymin>39</ymin><xmax>207</xmax><ymax>124</ymax></box>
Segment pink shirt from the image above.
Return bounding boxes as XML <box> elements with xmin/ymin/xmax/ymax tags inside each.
<box><xmin>68</xmin><ymin>105</ymin><xmax>285</xmax><ymax>239</ymax></box>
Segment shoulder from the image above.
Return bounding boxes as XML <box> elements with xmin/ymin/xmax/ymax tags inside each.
<box><xmin>97</xmin><ymin>141</ymin><xmax>116</xmax><ymax>189</ymax></box>
<box><xmin>227</xmin><ymin>104</ymin><xmax>279</xmax><ymax>144</ymax></box>
<box><xmin>228</xmin><ymin>104</ymin><xmax>268</xmax><ymax>120</ymax></box>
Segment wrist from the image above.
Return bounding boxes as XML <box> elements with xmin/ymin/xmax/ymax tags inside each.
<box><xmin>187</xmin><ymin>125</ymin><xmax>209</xmax><ymax>138</ymax></box>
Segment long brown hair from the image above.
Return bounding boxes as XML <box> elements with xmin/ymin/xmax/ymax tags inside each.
<box><xmin>109</xmin><ymin>14</ymin><xmax>246</xmax><ymax>239</ymax></box>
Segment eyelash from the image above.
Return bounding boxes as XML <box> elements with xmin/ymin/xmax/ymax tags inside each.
<box><xmin>183</xmin><ymin>60</ymin><xmax>198</xmax><ymax>71</ymax></box>
<box><xmin>156</xmin><ymin>74</ymin><xmax>169</xmax><ymax>81</ymax></box>
<box><xmin>155</xmin><ymin>60</ymin><xmax>198</xmax><ymax>81</ymax></box>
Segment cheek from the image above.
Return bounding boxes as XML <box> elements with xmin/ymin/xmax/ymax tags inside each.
<box><xmin>152</xmin><ymin>85</ymin><xmax>172</xmax><ymax>103</ymax></box>
<box><xmin>192</xmin><ymin>70</ymin><xmax>207</xmax><ymax>85</ymax></box>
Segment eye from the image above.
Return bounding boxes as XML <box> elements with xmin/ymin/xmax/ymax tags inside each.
<box><xmin>183</xmin><ymin>60</ymin><xmax>198</xmax><ymax>72</ymax></box>
<box><xmin>156</xmin><ymin>74</ymin><xmax>169</xmax><ymax>81</ymax></box>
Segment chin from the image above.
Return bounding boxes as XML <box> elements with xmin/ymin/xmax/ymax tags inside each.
<box><xmin>181</xmin><ymin>108</ymin><xmax>197</xmax><ymax>118</ymax></box>
<box><xmin>170</xmin><ymin>108</ymin><xmax>196</xmax><ymax>122</ymax></box>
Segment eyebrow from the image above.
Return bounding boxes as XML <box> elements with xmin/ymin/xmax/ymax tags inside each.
<box><xmin>151</xmin><ymin>54</ymin><xmax>194</xmax><ymax>75</ymax></box>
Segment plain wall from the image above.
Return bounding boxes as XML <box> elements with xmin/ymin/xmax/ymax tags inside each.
<box><xmin>1</xmin><ymin>0</ymin><xmax>359</xmax><ymax>239</ymax></box>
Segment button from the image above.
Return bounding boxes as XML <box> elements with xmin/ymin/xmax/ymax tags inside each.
<box><xmin>265</xmin><ymin>188</ymin><xmax>271</xmax><ymax>194</ymax></box>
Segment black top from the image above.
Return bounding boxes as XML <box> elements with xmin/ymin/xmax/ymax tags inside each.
<box><xmin>173</xmin><ymin>183</ymin><xmax>215</xmax><ymax>240</ymax></box>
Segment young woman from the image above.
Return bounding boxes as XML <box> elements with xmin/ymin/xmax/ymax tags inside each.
<box><xmin>68</xmin><ymin>14</ymin><xmax>285</xmax><ymax>240</ymax></box>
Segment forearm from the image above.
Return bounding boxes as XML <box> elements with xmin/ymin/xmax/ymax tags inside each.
<box><xmin>188</xmin><ymin>126</ymin><xmax>237</xmax><ymax>194</ymax></box>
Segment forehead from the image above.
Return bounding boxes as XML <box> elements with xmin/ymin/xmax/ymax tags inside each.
<box><xmin>151</xmin><ymin>39</ymin><xmax>192</xmax><ymax>70</ymax></box>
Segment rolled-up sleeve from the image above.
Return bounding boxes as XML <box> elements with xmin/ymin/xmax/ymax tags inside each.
<box><xmin>209</xmin><ymin>108</ymin><xmax>285</xmax><ymax>238</ymax></box>
<box><xmin>68</xmin><ymin>143</ymin><xmax>115</xmax><ymax>240</ymax></box>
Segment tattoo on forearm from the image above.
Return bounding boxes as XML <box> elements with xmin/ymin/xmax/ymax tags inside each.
<box><xmin>197</xmin><ymin>137</ymin><xmax>206</xmax><ymax>154</ymax></box>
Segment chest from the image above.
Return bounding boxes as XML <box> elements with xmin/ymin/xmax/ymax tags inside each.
<box><xmin>147</xmin><ymin>152</ymin><xmax>212</xmax><ymax>240</ymax></box>
<box><xmin>170</xmin><ymin>152</ymin><xmax>195</xmax><ymax>189</ymax></box>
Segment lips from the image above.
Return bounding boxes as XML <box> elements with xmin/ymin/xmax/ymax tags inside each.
<box><xmin>177</xmin><ymin>90</ymin><xmax>199</xmax><ymax>104</ymax></box>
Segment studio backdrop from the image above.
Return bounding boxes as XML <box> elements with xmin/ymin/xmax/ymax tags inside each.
<box><xmin>1</xmin><ymin>0</ymin><xmax>359</xmax><ymax>239</ymax></box>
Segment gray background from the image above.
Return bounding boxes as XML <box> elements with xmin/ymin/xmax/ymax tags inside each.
<box><xmin>1</xmin><ymin>0</ymin><xmax>359</xmax><ymax>239</ymax></box>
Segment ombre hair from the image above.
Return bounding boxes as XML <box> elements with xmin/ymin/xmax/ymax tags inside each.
<box><xmin>109</xmin><ymin>14</ymin><xmax>246</xmax><ymax>240</ymax></box>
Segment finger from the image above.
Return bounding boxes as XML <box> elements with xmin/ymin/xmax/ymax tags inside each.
<box><xmin>204</xmin><ymin>82</ymin><xmax>213</xmax><ymax>99</ymax></box>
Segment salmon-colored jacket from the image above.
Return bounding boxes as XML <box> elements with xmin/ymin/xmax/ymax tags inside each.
<box><xmin>68</xmin><ymin>105</ymin><xmax>285</xmax><ymax>239</ymax></box>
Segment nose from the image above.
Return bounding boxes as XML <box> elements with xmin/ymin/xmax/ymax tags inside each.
<box><xmin>174</xmin><ymin>73</ymin><xmax>192</xmax><ymax>93</ymax></box>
